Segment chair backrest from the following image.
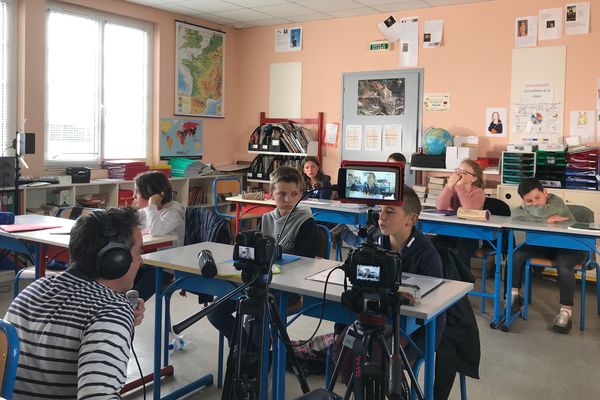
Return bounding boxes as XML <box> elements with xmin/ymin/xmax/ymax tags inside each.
<box><xmin>0</xmin><ymin>319</ymin><xmax>19</xmax><ymax>399</ymax></box>
<box><xmin>56</xmin><ymin>206</ymin><xmax>97</xmax><ymax>220</ymax></box>
<box><xmin>567</xmin><ymin>204</ymin><xmax>594</xmax><ymax>223</ymax></box>
<box><xmin>212</xmin><ymin>177</ymin><xmax>242</xmax><ymax>220</ymax></box>
<box><xmin>315</xmin><ymin>224</ymin><xmax>331</xmax><ymax>260</ymax></box>
<box><xmin>185</xmin><ymin>207</ymin><xmax>233</xmax><ymax>245</ymax></box>
<box><xmin>483</xmin><ymin>197</ymin><xmax>511</xmax><ymax>217</ymax></box>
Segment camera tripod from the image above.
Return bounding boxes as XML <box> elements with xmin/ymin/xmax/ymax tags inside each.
<box><xmin>173</xmin><ymin>270</ymin><xmax>311</xmax><ymax>400</ymax></box>
<box><xmin>299</xmin><ymin>297</ymin><xmax>423</xmax><ymax>400</ymax></box>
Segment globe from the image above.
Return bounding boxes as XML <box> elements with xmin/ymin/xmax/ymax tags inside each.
<box><xmin>422</xmin><ymin>127</ymin><xmax>453</xmax><ymax>155</ymax></box>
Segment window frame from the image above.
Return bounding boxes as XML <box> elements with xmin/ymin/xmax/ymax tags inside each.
<box><xmin>1</xmin><ymin>0</ymin><xmax>16</xmax><ymax>156</ymax></box>
<box><xmin>44</xmin><ymin>2</ymin><xmax>153</xmax><ymax>168</ymax></box>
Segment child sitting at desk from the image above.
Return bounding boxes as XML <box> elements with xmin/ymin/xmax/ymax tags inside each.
<box><xmin>208</xmin><ymin>166</ymin><xmax>317</xmax><ymax>342</ymax></box>
<box><xmin>435</xmin><ymin>159</ymin><xmax>485</xmax><ymax>269</ymax></box>
<box><xmin>363</xmin><ymin>172</ymin><xmax>382</xmax><ymax>195</ymax></box>
<box><xmin>330</xmin><ymin>186</ymin><xmax>445</xmax><ymax>380</ymax></box>
<box><xmin>132</xmin><ymin>171</ymin><xmax>185</xmax><ymax>300</ymax></box>
<box><xmin>509</xmin><ymin>177</ymin><xmax>583</xmax><ymax>334</ymax></box>
<box><xmin>302</xmin><ymin>156</ymin><xmax>333</xmax><ymax>199</ymax></box>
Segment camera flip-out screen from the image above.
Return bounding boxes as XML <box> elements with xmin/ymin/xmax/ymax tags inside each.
<box><xmin>357</xmin><ymin>264</ymin><xmax>380</xmax><ymax>282</ymax></box>
<box><xmin>337</xmin><ymin>161</ymin><xmax>404</xmax><ymax>206</ymax></box>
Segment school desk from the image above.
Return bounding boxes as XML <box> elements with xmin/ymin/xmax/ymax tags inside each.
<box><xmin>142</xmin><ymin>241</ymin><xmax>472</xmax><ymax>400</ymax></box>
<box><xmin>418</xmin><ymin>213</ymin><xmax>511</xmax><ymax>328</ymax></box>
<box><xmin>502</xmin><ymin>220</ymin><xmax>600</xmax><ymax>331</ymax></box>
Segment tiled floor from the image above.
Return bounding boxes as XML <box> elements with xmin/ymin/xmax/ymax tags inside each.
<box><xmin>3</xmin><ymin>262</ymin><xmax>600</xmax><ymax>399</ymax></box>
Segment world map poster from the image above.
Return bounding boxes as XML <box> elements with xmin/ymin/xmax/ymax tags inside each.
<box><xmin>175</xmin><ymin>21</ymin><xmax>224</xmax><ymax>118</ymax></box>
<box><xmin>159</xmin><ymin>118</ymin><xmax>203</xmax><ymax>159</ymax></box>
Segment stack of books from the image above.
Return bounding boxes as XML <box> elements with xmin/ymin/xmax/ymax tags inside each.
<box><xmin>103</xmin><ymin>160</ymin><xmax>148</xmax><ymax>180</ymax></box>
<box><xmin>149</xmin><ymin>164</ymin><xmax>172</xmax><ymax>178</ymax></box>
<box><xmin>168</xmin><ymin>158</ymin><xmax>213</xmax><ymax>177</ymax></box>
<box><xmin>424</xmin><ymin>176</ymin><xmax>446</xmax><ymax>207</ymax></box>
<box><xmin>413</xmin><ymin>185</ymin><xmax>427</xmax><ymax>204</ymax></box>
<box><xmin>276</xmin><ymin>123</ymin><xmax>313</xmax><ymax>154</ymax></box>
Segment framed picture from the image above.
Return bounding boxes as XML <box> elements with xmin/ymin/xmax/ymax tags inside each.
<box><xmin>175</xmin><ymin>21</ymin><xmax>225</xmax><ymax>118</ymax></box>
<box><xmin>357</xmin><ymin>78</ymin><xmax>405</xmax><ymax>116</ymax></box>
<box><xmin>159</xmin><ymin>118</ymin><xmax>203</xmax><ymax>159</ymax></box>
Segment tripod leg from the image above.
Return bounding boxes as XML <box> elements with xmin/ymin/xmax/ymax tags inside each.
<box><xmin>267</xmin><ymin>294</ymin><xmax>311</xmax><ymax>394</ymax></box>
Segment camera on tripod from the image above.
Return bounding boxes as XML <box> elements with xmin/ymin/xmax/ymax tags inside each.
<box><xmin>336</xmin><ymin>161</ymin><xmax>406</xmax><ymax>311</ymax></box>
<box><xmin>233</xmin><ymin>230</ymin><xmax>276</xmax><ymax>278</ymax></box>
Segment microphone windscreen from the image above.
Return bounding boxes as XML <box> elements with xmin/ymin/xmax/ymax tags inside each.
<box><xmin>198</xmin><ymin>249</ymin><xmax>217</xmax><ymax>278</ymax></box>
<box><xmin>125</xmin><ymin>290</ymin><xmax>139</xmax><ymax>309</ymax></box>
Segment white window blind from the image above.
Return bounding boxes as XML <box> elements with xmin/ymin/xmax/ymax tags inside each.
<box><xmin>46</xmin><ymin>4</ymin><xmax>152</xmax><ymax>165</ymax></box>
<box><xmin>0</xmin><ymin>0</ymin><xmax>15</xmax><ymax>154</ymax></box>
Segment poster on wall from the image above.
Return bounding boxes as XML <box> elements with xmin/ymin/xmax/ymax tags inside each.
<box><xmin>569</xmin><ymin>110</ymin><xmax>595</xmax><ymax>142</ymax></box>
<box><xmin>159</xmin><ymin>118</ymin><xmax>203</xmax><ymax>159</ymax></box>
<box><xmin>399</xmin><ymin>16</ymin><xmax>419</xmax><ymax>67</ymax></box>
<box><xmin>357</xmin><ymin>79</ymin><xmax>405</xmax><ymax>116</ymax></box>
<box><xmin>539</xmin><ymin>8</ymin><xmax>562</xmax><ymax>40</ymax></box>
<box><xmin>364</xmin><ymin>125</ymin><xmax>383</xmax><ymax>151</ymax></box>
<box><xmin>424</xmin><ymin>93</ymin><xmax>450</xmax><ymax>111</ymax></box>
<box><xmin>324</xmin><ymin>122</ymin><xmax>339</xmax><ymax>146</ymax></box>
<box><xmin>275</xmin><ymin>27</ymin><xmax>302</xmax><ymax>52</ymax></box>
<box><xmin>423</xmin><ymin>20</ymin><xmax>443</xmax><ymax>48</ymax></box>
<box><xmin>175</xmin><ymin>21</ymin><xmax>224</xmax><ymax>118</ymax></box>
<box><xmin>345</xmin><ymin>125</ymin><xmax>363</xmax><ymax>151</ymax></box>
<box><xmin>515</xmin><ymin>16</ymin><xmax>538</xmax><ymax>48</ymax></box>
<box><xmin>513</xmin><ymin>103</ymin><xmax>561</xmax><ymax>135</ymax></box>
<box><xmin>565</xmin><ymin>2</ymin><xmax>590</xmax><ymax>35</ymax></box>
<box><xmin>521</xmin><ymin>81</ymin><xmax>553</xmax><ymax>104</ymax></box>
<box><xmin>485</xmin><ymin>107</ymin><xmax>507</xmax><ymax>137</ymax></box>
<box><xmin>382</xmin><ymin>125</ymin><xmax>402</xmax><ymax>153</ymax></box>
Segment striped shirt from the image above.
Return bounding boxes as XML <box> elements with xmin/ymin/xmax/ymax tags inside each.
<box><xmin>4</xmin><ymin>268</ymin><xmax>134</xmax><ymax>399</ymax></box>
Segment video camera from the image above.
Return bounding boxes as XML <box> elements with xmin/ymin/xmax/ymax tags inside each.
<box><xmin>233</xmin><ymin>230</ymin><xmax>276</xmax><ymax>280</ymax></box>
<box><xmin>336</xmin><ymin>161</ymin><xmax>405</xmax><ymax>313</ymax></box>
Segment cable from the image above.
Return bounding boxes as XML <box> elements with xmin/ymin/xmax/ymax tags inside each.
<box><xmin>130</xmin><ymin>334</ymin><xmax>147</xmax><ymax>400</ymax></box>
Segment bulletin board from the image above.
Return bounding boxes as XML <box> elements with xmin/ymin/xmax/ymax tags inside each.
<box><xmin>341</xmin><ymin>69</ymin><xmax>424</xmax><ymax>163</ymax></box>
<box><xmin>509</xmin><ymin>46</ymin><xmax>566</xmax><ymax>144</ymax></box>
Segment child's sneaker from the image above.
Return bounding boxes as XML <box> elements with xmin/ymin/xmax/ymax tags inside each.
<box><xmin>508</xmin><ymin>294</ymin><xmax>524</xmax><ymax>315</ymax></box>
<box><xmin>552</xmin><ymin>310</ymin><xmax>572</xmax><ymax>334</ymax></box>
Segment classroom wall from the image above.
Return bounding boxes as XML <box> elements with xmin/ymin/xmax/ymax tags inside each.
<box><xmin>16</xmin><ymin>0</ymin><xmax>242</xmax><ymax>176</ymax></box>
<box><xmin>230</xmin><ymin>0</ymin><xmax>600</xmax><ymax>179</ymax></box>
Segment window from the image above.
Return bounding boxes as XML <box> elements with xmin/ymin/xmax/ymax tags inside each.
<box><xmin>46</xmin><ymin>4</ymin><xmax>152</xmax><ymax>165</ymax></box>
<box><xmin>0</xmin><ymin>0</ymin><xmax>15</xmax><ymax>154</ymax></box>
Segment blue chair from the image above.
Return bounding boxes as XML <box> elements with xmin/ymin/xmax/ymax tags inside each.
<box><xmin>522</xmin><ymin>204</ymin><xmax>600</xmax><ymax>330</ymax></box>
<box><xmin>315</xmin><ymin>224</ymin><xmax>331</xmax><ymax>260</ymax></box>
<box><xmin>0</xmin><ymin>319</ymin><xmax>20</xmax><ymax>399</ymax></box>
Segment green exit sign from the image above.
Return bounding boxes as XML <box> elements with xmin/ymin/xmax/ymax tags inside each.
<box><xmin>369</xmin><ymin>40</ymin><xmax>390</xmax><ymax>52</ymax></box>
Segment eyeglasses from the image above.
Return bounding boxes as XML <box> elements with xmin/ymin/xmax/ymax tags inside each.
<box><xmin>455</xmin><ymin>168</ymin><xmax>476</xmax><ymax>177</ymax></box>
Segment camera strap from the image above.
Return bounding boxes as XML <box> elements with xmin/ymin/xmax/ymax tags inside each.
<box><xmin>351</xmin><ymin>330</ymin><xmax>366</xmax><ymax>400</ymax></box>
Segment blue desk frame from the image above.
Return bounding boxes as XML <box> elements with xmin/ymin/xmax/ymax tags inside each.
<box><xmin>151</xmin><ymin>267</ymin><xmax>452</xmax><ymax>400</ymax></box>
<box><xmin>502</xmin><ymin>226</ymin><xmax>600</xmax><ymax>331</ymax></box>
<box><xmin>418</xmin><ymin>218</ymin><xmax>505</xmax><ymax>328</ymax></box>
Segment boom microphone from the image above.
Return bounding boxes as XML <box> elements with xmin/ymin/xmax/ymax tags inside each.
<box><xmin>126</xmin><ymin>290</ymin><xmax>140</xmax><ymax>309</ymax></box>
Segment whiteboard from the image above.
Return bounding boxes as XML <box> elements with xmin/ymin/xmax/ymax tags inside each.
<box><xmin>269</xmin><ymin>62</ymin><xmax>301</xmax><ymax>118</ymax></box>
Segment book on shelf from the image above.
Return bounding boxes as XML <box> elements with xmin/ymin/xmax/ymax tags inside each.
<box><xmin>429</xmin><ymin>176</ymin><xmax>447</xmax><ymax>185</ymax></box>
<box><xmin>428</xmin><ymin>188</ymin><xmax>443</xmax><ymax>196</ymax></box>
<box><xmin>427</xmin><ymin>183</ymin><xmax>445</xmax><ymax>190</ymax></box>
<box><xmin>413</xmin><ymin>185</ymin><xmax>427</xmax><ymax>193</ymax></box>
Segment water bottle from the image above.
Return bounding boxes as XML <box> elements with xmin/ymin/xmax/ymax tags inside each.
<box><xmin>168</xmin><ymin>335</ymin><xmax>187</xmax><ymax>352</ymax></box>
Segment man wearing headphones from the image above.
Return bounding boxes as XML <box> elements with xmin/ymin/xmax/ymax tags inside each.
<box><xmin>5</xmin><ymin>207</ymin><xmax>145</xmax><ymax>399</ymax></box>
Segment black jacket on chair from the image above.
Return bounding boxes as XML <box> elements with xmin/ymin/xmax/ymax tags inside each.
<box><xmin>184</xmin><ymin>207</ymin><xmax>233</xmax><ymax>246</ymax></box>
<box><xmin>433</xmin><ymin>244</ymin><xmax>481</xmax><ymax>400</ymax></box>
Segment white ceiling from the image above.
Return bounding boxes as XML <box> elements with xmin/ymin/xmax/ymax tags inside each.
<box><xmin>126</xmin><ymin>0</ymin><xmax>491</xmax><ymax>29</ymax></box>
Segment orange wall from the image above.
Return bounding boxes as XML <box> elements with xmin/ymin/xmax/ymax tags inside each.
<box><xmin>17</xmin><ymin>0</ymin><xmax>241</xmax><ymax>176</ymax></box>
<box><xmin>231</xmin><ymin>0</ymin><xmax>600</xmax><ymax>178</ymax></box>
<box><xmin>16</xmin><ymin>0</ymin><xmax>600</xmax><ymax>180</ymax></box>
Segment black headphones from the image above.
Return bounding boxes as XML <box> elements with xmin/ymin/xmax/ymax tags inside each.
<box><xmin>91</xmin><ymin>211</ymin><xmax>133</xmax><ymax>280</ymax></box>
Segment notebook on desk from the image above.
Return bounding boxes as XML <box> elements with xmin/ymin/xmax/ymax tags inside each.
<box><xmin>568</xmin><ymin>222</ymin><xmax>600</xmax><ymax>232</ymax></box>
<box><xmin>0</xmin><ymin>223</ymin><xmax>63</xmax><ymax>233</ymax></box>
<box><xmin>421</xmin><ymin>208</ymin><xmax>457</xmax><ymax>216</ymax></box>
